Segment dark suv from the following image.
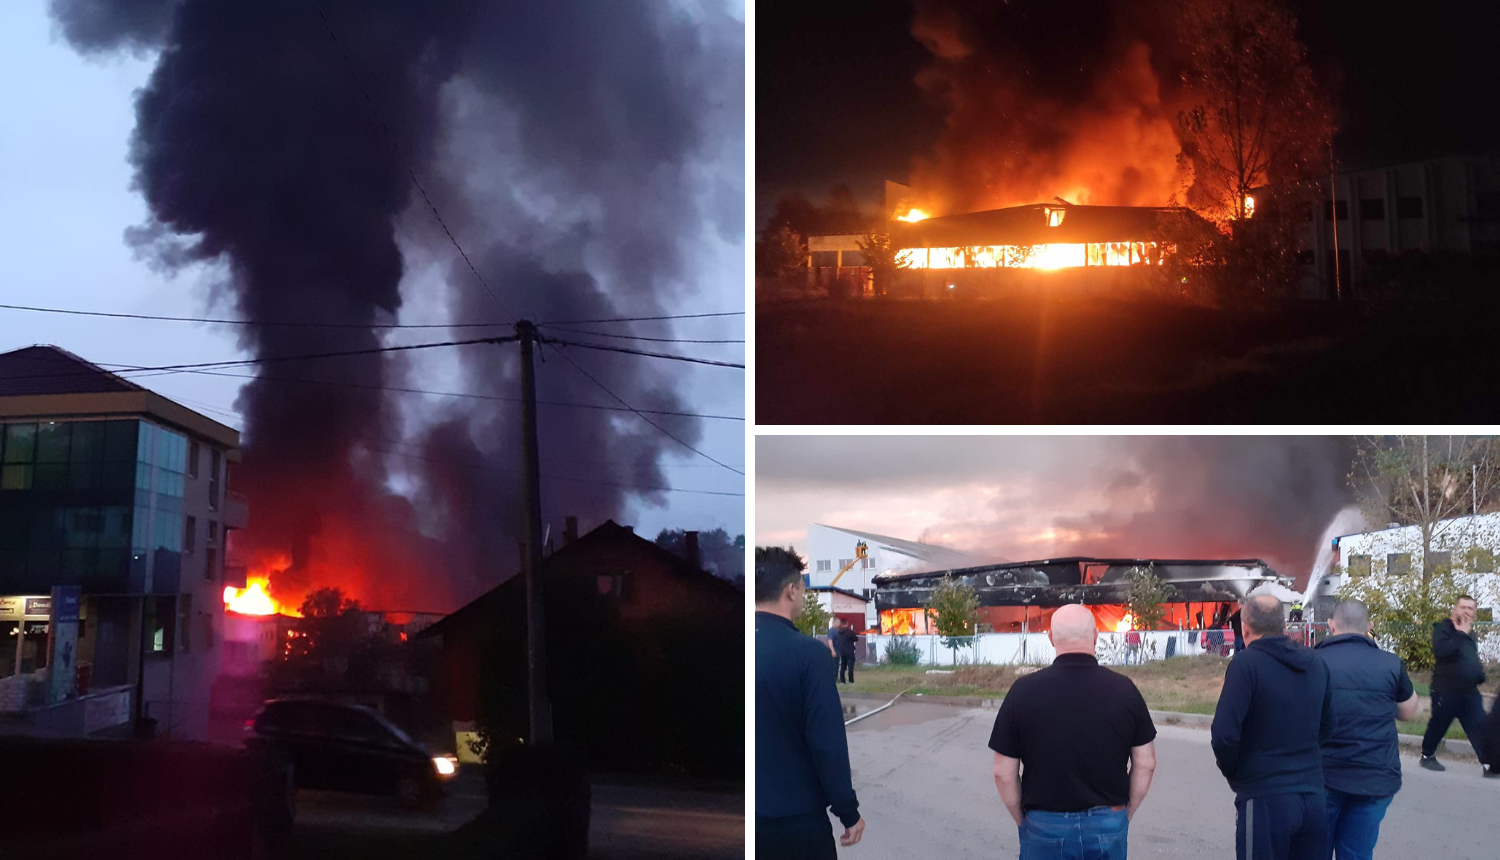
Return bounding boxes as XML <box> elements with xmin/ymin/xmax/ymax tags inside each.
<box><xmin>244</xmin><ymin>699</ymin><xmax>457</xmax><ymax>808</ymax></box>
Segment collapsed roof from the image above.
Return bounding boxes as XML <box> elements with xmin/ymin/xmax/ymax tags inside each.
<box><xmin>891</xmin><ymin>203</ymin><xmax>1206</xmax><ymax>249</ymax></box>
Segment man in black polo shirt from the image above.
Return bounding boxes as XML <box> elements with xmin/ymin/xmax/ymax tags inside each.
<box><xmin>1314</xmin><ymin>599</ymin><xmax>1418</xmax><ymax>860</ymax></box>
<box><xmin>989</xmin><ymin>604</ymin><xmax>1157</xmax><ymax>860</ymax></box>
<box><xmin>1211</xmin><ymin>594</ymin><xmax>1334</xmax><ymax>860</ymax></box>
<box><xmin>755</xmin><ymin>547</ymin><xmax>865</xmax><ymax>858</ymax></box>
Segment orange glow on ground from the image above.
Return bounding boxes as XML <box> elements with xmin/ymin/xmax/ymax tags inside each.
<box><xmin>896</xmin><ymin>208</ymin><xmax>930</xmax><ymax>222</ymax></box>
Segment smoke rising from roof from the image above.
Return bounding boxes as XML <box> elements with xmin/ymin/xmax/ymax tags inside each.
<box><xmin>906</xmin><ymin>0</ymin><xmax>1190</xmax><ymax>215</ymax></box>
<box><xmin>757</xmin><ymin>436</ymin><xmax>1354</xmax><ymax>588</ymax></box>
<box><xmin>52</xmin><ymin>0</ymin><xmax>743</xmax><ymax>610</ymax></box>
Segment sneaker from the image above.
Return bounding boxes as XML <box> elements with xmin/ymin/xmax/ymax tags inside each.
<box><xmin>1420</xmin><ymin>755</ymin><xmax>1446</xmax><ymax>772</ymax></box>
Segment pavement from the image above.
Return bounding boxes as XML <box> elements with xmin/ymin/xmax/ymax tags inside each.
<box><xmin>840</xmin><ymin>699</ymin><xmax>1500</xmax><ymax>859</ymax></box>
<box><xmin>294</xmin><ymin>767</ymin><xmax>744</xmax><ymax>858</ymax></box>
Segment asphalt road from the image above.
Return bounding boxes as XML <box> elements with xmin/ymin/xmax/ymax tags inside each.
<box><xmin>840</xmin><ymin>700</ymin><xmax>1500</xmax><ymax>859</ymax></box>
<box><xmin>294</xmin><ymin>769</ymin><xmax>744</xmax><ymax>858</ymax></box>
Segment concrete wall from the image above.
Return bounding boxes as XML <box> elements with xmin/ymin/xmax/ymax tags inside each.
<box><xmin>1310</xmin><ymin>513</ymin><xmax>1500</xmax><ymax>616</ymax></box>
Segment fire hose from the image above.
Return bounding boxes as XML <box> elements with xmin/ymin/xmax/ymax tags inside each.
<box><xmin>844</xmin><ymin>687</ymin><xmax>912</xmax><ymax>727</ymax></box>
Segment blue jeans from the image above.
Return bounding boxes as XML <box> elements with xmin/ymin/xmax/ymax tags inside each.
<box><xmin>1019</xmin><ymin>806</ymin><xmax>1129</xmax><ymax>860</ymax></box>
<box><xmin>1323</xmin><ymin>788</ymin><xmax>1392</xmax><ymax>860</ymax></box>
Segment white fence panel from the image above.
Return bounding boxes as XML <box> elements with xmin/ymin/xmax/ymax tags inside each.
<box><xmin>864</xmin><ymin>629</ymin><xmax>1227</xmax><ymax>666</ymax></box>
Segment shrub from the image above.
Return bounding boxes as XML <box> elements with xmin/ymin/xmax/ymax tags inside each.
<box><xmin>885</xmin><ymin>637</ymin><xmax>921</xmax><ymax>666</ymax></box>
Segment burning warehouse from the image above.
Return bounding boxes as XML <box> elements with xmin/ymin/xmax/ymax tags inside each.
<box><xmin>888</xmin><ymin>201</ymin><xmax>1210</xmax><ymax>296</ymax></box>
<box><xmin>873</xmin><ymin>556</ymin><xmax>1290</xmax><ymax>635</ymax></box>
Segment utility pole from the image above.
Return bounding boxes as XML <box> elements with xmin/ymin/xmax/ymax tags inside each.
<box><xmin>516</xmin><ymin>320</ymin><xmax>552</xmax><ymax>745</ymax></box>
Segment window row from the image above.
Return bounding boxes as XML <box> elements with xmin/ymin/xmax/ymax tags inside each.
<box><xmin>0</xmin><ymin>506</ymin><xmax>133</xmax><ymax>550</ymax></box>
<box><xmin>1</xmin><ymin>421</ymin><xmax>138</xmax><ymax>467</ymax></box>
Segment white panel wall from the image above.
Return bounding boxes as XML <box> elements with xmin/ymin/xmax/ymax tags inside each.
<box><xmin>861</xmin><ymin>630</ymin><xmax>1220</xmax><ymax>667</ymax></box>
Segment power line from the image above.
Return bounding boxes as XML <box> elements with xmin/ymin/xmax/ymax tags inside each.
<box><xmin>546</xmin><ymin>344</ymin><xmax>744</xmax><ymax>477</ymax></box>
<box><xmin>0</xmin><ymin>303</ymin><xmax>509</xmax><ymax>330</ymax></box>
<box><xmin>6</xmin><ymin>337</ymin><xmax>511</xmax><ymax>385</ymax></box>
<box><xmin>540</xmin><ymin>324</ymin><xmax>743</xmax><ymax>345</ymax></box>
<box><xmin>91</xmin><ymin>363</ymin><xmax>744</xmax><ymax>422</ymax></box>
<box><xmin>550</xmin><ymin>338</ymin><xmax>745</xmax><ymax>369</ymax></box>
<box><xmin>309</xmin><ymin>1</ymin><xmax>518</xmax><ymax>322</ymax></box>
<box><xmin>537</xmin><ymin>311</ymin><xmax>744</xmax><ymax>325</ymax></box>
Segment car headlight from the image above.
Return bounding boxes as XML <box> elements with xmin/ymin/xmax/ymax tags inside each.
<box><xmin>433</xmin><ymin>756</ymin><xmax>457</xmax><ymax>776</ymax></box>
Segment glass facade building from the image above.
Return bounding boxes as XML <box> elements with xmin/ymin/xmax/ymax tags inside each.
<box><xmin>0</xmin><ymin>419</ymin><xmax>188</xmax><ymax>596</ymax></box>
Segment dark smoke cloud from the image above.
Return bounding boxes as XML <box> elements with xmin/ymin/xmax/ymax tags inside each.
<box><xmin>756</xmin><ymin>436</ymin><xmax>1354</xmax><ymax>587</ymax></box>
<box><xmin>905</xmin><ymin>0</ymin><xmax>1192</xmax><ymax>214</ymax></box>
<box><xmin>54</xmin><ymin>0</ymin><xmax>743</xmax><ymax>610</ymax></box>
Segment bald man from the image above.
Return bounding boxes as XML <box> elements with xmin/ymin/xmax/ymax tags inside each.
<box><xmin>989</xmin><ymin>604</ymin><xmax>1157</xmax><ymax>860</ymax></box>
<box><xmin>1211</xmin><ymin>594</ymin><xmax>1334</xmax><ymax>860</ymax></box>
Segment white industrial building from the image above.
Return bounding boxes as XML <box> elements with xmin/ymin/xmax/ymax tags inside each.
<box><xmin>1293</xmin><ymin>154</ymin><xmax>1500</xmax><ymax>298</ymax></box>
<box><xmin>804</xmin><ymin>524</ymin><xmax>981</xmax><ymax>629</ymax></box>
<box><xmin>1304</xmin><ymin>512</ymin><xmax>1500</xmax><ymax>621</ymax></box>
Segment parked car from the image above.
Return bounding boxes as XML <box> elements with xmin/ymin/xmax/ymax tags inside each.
<box><xmin>244</xmin><ymin>698</ymin><xmax>457</xmax><ymax>808</ymax></box>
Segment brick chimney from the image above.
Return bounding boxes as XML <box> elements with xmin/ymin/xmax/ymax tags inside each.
<box><xmin>564</xmin><ymin>516</ymin><xmax>578</xmax><ymax>545</ymax></box>
<box><xmin>685</xmin><ymin>530</ymin><xmax>701</xmax><ymax>570</ymax></box>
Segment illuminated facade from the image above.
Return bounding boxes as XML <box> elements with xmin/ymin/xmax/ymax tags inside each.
<box><xmin>891</xmin><ymin>202</ymin><xmax>1196</xmax><ymax>273</ymax></box>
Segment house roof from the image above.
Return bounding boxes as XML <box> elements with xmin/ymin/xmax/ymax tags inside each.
<box><xmin>0</xmin><ymin>345</ymin><xmax>145</xmax><ymax>397</ymax></box>
<box><xmin>873</xmin><ymin>556</ymin><xmax>1273</xmax><ymax>584</ymax></box>
<box><xmin>892</xmin><ymin>203</ymin><xmax>1204</xmax><ymax>248</ymax></box>
<box><xmin>812</xmin><ymin>523</ymin><xmax>981</xmax><ymax>566</ymax></box>
<box><xmin>417</xmin><ymin>519</ymin><xmax>738</xmax><ymax>640</ymax></box>
<box><xmin>808</xmin><ymin>586</ymin><xmax>869</xmax><ymax>602</ymax></box>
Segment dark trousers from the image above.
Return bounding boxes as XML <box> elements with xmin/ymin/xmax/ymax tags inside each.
<box><xmin>756</xmin><ymin>824</ymin><xmax>836</xmax><ymax>860</ymax></box>
<box><xmin>838</xmin><ymin>654</ymin><xmax>855</xmax><ymax>683</ymax></box>
<box><xmin>1421</xmin><ymin>689</ymin><xmax>1488</xmax><ymax>760</ymax></box>
<box><xmin>1235</xmin><ymin>791</ymin><xmax>1327</xmax><ymax>860</ymax></box>
<box><xmin>1324</xmin><ymin>788</ymin><xmax>1393</xmax><ymax>860</ymax></box>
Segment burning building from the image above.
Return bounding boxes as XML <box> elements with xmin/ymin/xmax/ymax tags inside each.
<box><xmin>873</xmin><ymin>556</ymin><xmax>1289</xmax><ymax>635</ymax></box>
<box><xmin>887</xmin><ymin>199</ymin><xmax>1209</xmax><ymax>297</ymax></box>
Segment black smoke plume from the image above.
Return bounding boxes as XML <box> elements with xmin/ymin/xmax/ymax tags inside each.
<box><xmin>50</xmin><ymin>0</ymin><xmax>743</xmax><ymax>610</ymax></box>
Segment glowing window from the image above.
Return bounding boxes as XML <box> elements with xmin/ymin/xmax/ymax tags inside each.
<box><xmin>1044</xmin><ymin>207</ymin><xmax>1066</xmax><ymax>227</ymax></box>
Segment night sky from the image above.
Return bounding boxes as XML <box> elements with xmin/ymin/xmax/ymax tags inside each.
<box><xmin>756</xmin><ymin>0</ymin><xmax>1500</xmax><ymax>227</ymax></box>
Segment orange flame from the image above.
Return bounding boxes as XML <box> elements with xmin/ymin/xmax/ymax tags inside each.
<box><xmin>1116</xmin><ymin>613</ymin><xmax>1135</xmax><ymax>633</ymax></box>
<box><xmin>896</xmin><ymin>208</ymin><xmax>930</xmax><ymax>222</ymax></box>
<box><xmin>224</xmin><ymin>576</ymin><xmax>301</xmax><ymax>617</ymax></box>
<box><xmin>1243</xmin><ymin>196</ymin><xmax>1255</xmax><ymax>218</ymax></box>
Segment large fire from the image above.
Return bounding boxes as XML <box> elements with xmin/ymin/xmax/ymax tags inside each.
<box><xmin>897</xmin><ymin>242</ymin><xmax>1167</xmax><ymax>270</ymax></box>
<box><xmin>896</xmin><ymin>208</ymin><xmax>930</xmax><ymax>222</ymax></box>
<box><xmin>1116</xmin><ymin>613</ymin><xmax>1135</xmax><ymax>633</ymax></box>
<box><xmin>224</xmin><ymin>576</ymin><xmax>301</xmax><ymax>617</ymax></box>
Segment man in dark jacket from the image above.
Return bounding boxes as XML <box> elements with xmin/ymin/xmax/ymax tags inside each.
<box><xmin>1419</xmin><ymin>595</ymin><xmax>1487</xmax><ymax>771</ymax></box>
<box><xmin>1314</xmin><ymin>599</ymin><xmax>1418</xmax><ymax>860</ymax></box>
<box><xmin>834</xmin><ymin>619</ymin><xmax>858</xmax><ymax>684</ymax></box>
<box><xmin>755</xmin><ymin>548</ymin><xmax>864</xmax><ymax>858</ymax></box>
<box><xmin>1211</xmin><ymin>594</ymin><xmax>1334</xmax><ymax>860</ymax></box>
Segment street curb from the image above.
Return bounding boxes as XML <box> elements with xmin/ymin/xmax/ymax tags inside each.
<box><xmin>841</xmin><ymin>694</ymin><xmax>1481</xmax><ymax>763</ymax></box>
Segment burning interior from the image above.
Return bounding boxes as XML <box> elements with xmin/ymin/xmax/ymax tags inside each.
<box><xmin>892</xmin><ymin>202</ymin><xmax>1200</xmax><ymax>271</ymax></box>
<box><xmin>873</xmin><ymin>557</ymin><xmax>1286</xmax><ymax>634</ymax></box>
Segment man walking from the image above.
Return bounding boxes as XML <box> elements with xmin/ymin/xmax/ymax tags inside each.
<box><xmin>989</xmin><ymin>604</ymin><xmax>1157</xmax><ymax>860</ymax></box>
<box><xmin>1211</xmin><ymin>594</ymin><xmax>1334</xmax><ymax>860</ymax></box>
<box><xmin>1314</xmin><ymin>599</ymin><xmax>1419</xmax><ymax>860</ymax></box>
<box><xmin>756</xmin><ymin>548</ymin><xmax>865</xmax><ymax>858</ymax></box>
<box><xmin>1420</xmin><ymin>595</ymin><xmax>1488</xmax><ymax>771</ymax></box>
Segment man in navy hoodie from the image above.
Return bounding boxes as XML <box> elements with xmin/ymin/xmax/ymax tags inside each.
<box><xmin>755</xmin><ymin>547</ymin><xmax>864</xmax><ymax>858</ymax></box>
<box><xmin>1211</xmin><ymin>594</ymin><xmax>1335</xmax><ymax>860</ymax></box>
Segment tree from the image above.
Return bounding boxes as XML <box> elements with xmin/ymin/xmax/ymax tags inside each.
<box><xmin>1173</xmin><ymin>0</ymin><xmax>1333</xmax><ymax>302</ymax></box>
<box><xmin>855</xmin><ymin>232</ymin><xmax>910</xmax><ymax>297</ymax></box>
<box><xmin>795</xmin><ymin>591</ymin><xmax>832</xmax><ymax>637</ymax></box>
<box><xmin>1349</xmin><ymin>436</ymin><xmax>1500</xmax><ymax>595</ymax></box>
<box><xmin>1176</xmin><ymin>0</ymin><xmax>1333</xmax><ymax>224</ymax></box>
<box><xmin>1344</xmin><ymin>436</ymin><xmax>1500</xmax><ymax>666</ymax></box>
<box><xmin>756</xmin><ymin>223</ymin><xmax>807</xmax><ymax>279</ymax></box>
<box><xmin>654</xmin><ymin>528</ymin><xmax>746</xmax><ymax>586</ymax></box>
<box><xmin>278</xmin><ymin>586</ymin><xmax>367</xmax><ymax>687</ymax></box>
<box><xmin>1124</xmin><ymin>564</ymin><xmax>1176</xmax><ymax>632</ymax></box>
<box><xmin>924</xmin><ymin>574</ymin><xmax>980</xmax><ymax>665</ymax></box>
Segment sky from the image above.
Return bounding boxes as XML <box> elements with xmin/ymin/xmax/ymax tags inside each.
<box><xmin>756</xmin><ymin>0</ymin><xmax>1500</xmax><ymax>226</ymax></box>
<box><xmin>0</xmin><ymin>0</ymin><xmax>744</xmax><ymax>545</ymax></box>
<box><xmin>756</xmin><ymin>436</ymin><xmax>1359</xmax><ymax>588</ymax></box>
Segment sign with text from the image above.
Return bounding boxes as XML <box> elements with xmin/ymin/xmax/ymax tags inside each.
<box><xmin>48</xmin><ymin>586</ymin><xmax>80</xmax><ymax>704</ymax></box>
<box><xmin>0</xmin><ymin>596</ymin><xmax>52</xmax><ymax>621</ymax></box>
